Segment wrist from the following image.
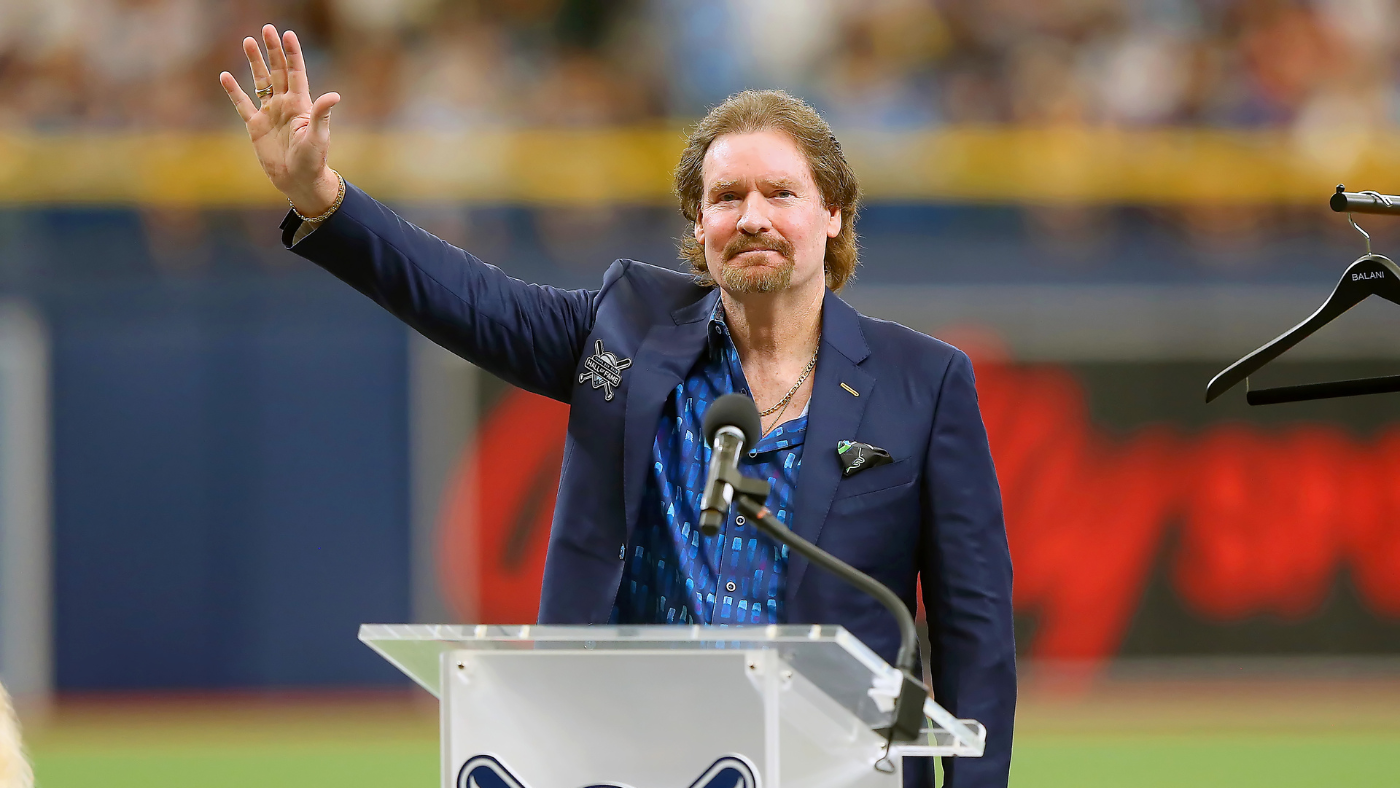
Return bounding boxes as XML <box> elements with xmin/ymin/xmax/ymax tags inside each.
<box><xmin>287</xmin><ymin>168</ymin><xmax>340</xmax><ymax>218</ymax></box>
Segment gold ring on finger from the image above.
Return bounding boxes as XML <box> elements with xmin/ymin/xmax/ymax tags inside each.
<box><xmin>256</xmin><ymin>85</ymin><xmax>273</xmax><ymax>100</ymax></box>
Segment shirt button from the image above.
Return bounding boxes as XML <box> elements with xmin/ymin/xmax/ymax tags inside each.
<box><xmin>726</xmin><ymin>581</ymin><xmax>737</xmax><ymax>592</ymax></box>
<box><xmin>735</xmin><ymin>516</ymin><xmax>745</xmax><ymax>525</ymax></box>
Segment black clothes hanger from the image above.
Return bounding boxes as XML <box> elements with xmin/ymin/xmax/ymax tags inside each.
<box><xmin>1206</xmin><ymin>186</ymin><xmax>1400</xmax><ymax>405</ymax></box>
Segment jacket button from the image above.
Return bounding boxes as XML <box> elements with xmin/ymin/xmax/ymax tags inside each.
<box><xmin>726</xmin><ymin>581</ymin><xmax>737</xmax><ymax>592</ymax></box>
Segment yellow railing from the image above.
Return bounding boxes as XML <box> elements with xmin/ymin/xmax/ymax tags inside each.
<box><xmin>1</xmin><ymin>127</ymin><xmax>1396</xmax><ymax>206</ymax></box>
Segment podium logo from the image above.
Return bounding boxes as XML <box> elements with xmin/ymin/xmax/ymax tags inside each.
<box><xmin>458</xmin><ymin>754</ymin><xmax>759</xmax><ymax>788</ymax></box>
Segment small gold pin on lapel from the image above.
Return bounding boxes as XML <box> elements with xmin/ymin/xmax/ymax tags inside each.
<box><xmin>840</xmin><ymin>382</ymin><xmax>859</xmax><ymax>397</ymax></box>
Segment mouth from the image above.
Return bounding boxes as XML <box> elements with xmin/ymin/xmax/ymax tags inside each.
<box><xmin>722</xmin><ymin>232</ymin><xmax>795</xmax><ymax>267</ymax></box>
<box><xmin>729</xmin><ymin>248</ymin><xmax>781</xmax><ymax>262</ymax></box>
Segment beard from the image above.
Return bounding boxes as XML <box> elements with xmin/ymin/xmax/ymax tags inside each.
<box><xmin>714</xmin><ymin>232</ymin><xmax>797</xmax><ymax>294</ymax></box>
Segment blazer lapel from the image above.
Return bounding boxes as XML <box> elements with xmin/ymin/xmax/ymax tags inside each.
<box><xmin>621</xmin><ymin>290</ymin><xmax>718</xmax><ymax>540</ymax></box>
<box><xmin>786</xmin><ymin>292</ymin><xmax>873</xmax><ymax>604</ymax></box>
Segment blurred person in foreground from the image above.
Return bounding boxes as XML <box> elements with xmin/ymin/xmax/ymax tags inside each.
<box><xmin>220</xmin><ymin>25</ymin><xmax>1014</xmax><ymax>787</ymax></box>
<box><xmin>0</xmin><ymin>681</ymin><xmax>34</xmax><ymax>788</ymax></box>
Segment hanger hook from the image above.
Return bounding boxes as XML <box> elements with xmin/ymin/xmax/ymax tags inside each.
<box><xmin>1351</xmin><ymin>190</ymin><xmax>1393</xmax><ymax>256</ymax></box>
<box><xmin>1349</xmin><ymin>212</ymin><xmax>1372</xmax><ymax>255</ymax></box>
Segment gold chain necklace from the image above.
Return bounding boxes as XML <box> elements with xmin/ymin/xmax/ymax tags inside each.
<box><xmin>757</xmin><ymin>345</ymin><xmax>819</xmax><ymax>417</ymax></box>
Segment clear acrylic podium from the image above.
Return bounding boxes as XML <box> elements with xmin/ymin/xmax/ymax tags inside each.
<box><xmin>361</xmin><ymin>624</ymin><xmax>984</xmax><ymax>788</ymax></box>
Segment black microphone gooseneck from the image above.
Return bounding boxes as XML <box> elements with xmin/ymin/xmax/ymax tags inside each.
<box><xmin>700</xmin><ymin>393</ymin><xmax>928</xmax><ymax>745</ymax></box>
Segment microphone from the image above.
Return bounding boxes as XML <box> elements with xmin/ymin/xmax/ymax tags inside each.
<box><xmin>699</xmin><ymin>392</ymin><xmax>930</xmax><ymax>744</ymax></box>
<box><xmin>699</xmin><ymin>394</ymin><xmax>763</xmax><ymax>536</ymax></box>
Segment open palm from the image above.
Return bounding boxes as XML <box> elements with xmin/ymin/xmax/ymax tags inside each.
<box><xmin>219</xmin><ymin>25</ymin><xmax>341</xmax><ymax>214</ymax></box>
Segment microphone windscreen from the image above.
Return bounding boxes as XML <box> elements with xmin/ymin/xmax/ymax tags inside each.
<box><xmin>702</xmin><ymin>393</ymin><xmax>762</xmax><ymax>450</ymax></box>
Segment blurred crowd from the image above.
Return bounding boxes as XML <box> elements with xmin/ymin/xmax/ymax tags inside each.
<box><xmin>0</xmin><ymin>0</ymin><xmax>1396</xmax><ymax>131</ymax></box>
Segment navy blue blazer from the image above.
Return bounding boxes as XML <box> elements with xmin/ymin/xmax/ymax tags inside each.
<box><xmin>284</xmin><ymin>183</ymin><xmax>1016</xmax><ymax>787</ymax></box>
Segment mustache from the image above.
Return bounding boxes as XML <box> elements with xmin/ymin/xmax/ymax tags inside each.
<box><xmin>723</xmin><ymin>233</ymin><xmax>795</xmax><ymax>263</ymax></box>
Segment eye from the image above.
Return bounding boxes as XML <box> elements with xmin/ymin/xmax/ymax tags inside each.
<box><xmin>776</xmin><ymin>190</ymin><xmax>795</xmax><ymax>198</ymax></box>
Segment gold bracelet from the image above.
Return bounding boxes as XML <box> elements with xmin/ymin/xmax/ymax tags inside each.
<box><xmin>290</xmin><ymin>170</ymin><xmax>345</xmax><ymax>223</ymax></box>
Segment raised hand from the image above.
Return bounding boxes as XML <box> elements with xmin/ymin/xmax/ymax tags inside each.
<box><xmin>219</xmin><ymin>26</ymin><xmax>341</xmax><ymax>216</ymax></box>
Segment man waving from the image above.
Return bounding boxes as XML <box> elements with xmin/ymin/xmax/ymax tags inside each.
<box><xmin>221</xmin><ymin>25</ymin><xmax>1015</xmax><ymax>788</ymax></box>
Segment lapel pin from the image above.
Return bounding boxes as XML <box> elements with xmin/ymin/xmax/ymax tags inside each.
<box><xmin>579</xmin><ymin>339</ymin><xmax>632</xmax><ymax>401</ymax></box>
<box><xmin>840</xmin><ymin>382</ymin><xmax>859</xmax><ymax>397</ymax></box>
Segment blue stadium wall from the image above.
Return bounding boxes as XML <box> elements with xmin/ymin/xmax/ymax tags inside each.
<box><xmin>10</xmin><ymin>208</ymin><xmax>412</xmax><ymax>689</ymax></box>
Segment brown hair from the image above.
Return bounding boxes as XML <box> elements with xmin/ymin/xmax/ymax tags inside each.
<box><xmin>675</xmin><ymin>90</ymin><xmax>861</xmax><ymax>291</ymax></box>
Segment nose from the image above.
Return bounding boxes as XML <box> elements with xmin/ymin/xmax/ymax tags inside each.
<box><xmin>736</xmin><ymin>191</ymin><xmax>773</xmax><ymax>235</ymax></box>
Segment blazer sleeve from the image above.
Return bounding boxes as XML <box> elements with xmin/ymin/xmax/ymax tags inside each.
<box><xmin>920</xmin><ymin>350</ymin><xmax>1017</xmax><ymax>788</ymax></box>
<box><xmin>282</xmin><ymin>182</ymin><xmax>597</xmax><ymax>402</ymax></box>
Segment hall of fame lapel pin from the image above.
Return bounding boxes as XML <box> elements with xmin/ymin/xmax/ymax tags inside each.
<box><xmin>580</xmin><ymin>339</ymin><xmax>632</xmax><ymax>401</ymax></box>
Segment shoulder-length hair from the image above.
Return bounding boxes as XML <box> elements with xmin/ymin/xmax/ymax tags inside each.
<box><xmin>674</xmin><ymin>90</ymin><xmax>861</xmax><ymax>291</ymax></box>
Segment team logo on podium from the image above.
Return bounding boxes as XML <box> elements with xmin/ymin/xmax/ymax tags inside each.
<box><xmin>457</xmin><ymin>754</ymin><xmax>758</xmax><ymax>788</ymax></box>
<box><xmin>579</xmin><ymin>340</ymin><xmax>632</xmax><ymax>401</ymax></box>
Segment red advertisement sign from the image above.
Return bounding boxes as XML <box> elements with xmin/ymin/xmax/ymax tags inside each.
<box><xmin>440</xmin><ymin>359</ymin><xmax>1400</xmax><ymax>663</ymax></box>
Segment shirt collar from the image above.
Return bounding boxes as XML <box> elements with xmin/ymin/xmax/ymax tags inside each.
<box><xmin>750</xmin><ymin>415</ymin><xmax>807</xmax><ymax>454</ymax></box>
<box><xmin>709</xmin><ymin>295</ymin><xmax>727</xmax><ymax>323</ymax></box>
<box><xmin>707</xmin><ymin>297</ymin><xmax>732</xmax><ymax>360</ymax></box>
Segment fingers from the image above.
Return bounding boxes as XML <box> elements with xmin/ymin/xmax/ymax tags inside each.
<box><xmin>242</xmin><ymin>36</ymin><xmax>272</xmax><ymax>99</ymax></box>
<box><xmin>220</xmin><ymin>71</ymin><xmax>257</xmax><ymax>122</ymax></box>
<box><xmin>310</xmin><ymin>92</ymin><xmax>341</xmax><ymax>143</ymax></box>
<box><xmin>262</xmin><ymin>24</ymin><xmax>289</xmax><ymax>95</ymax></box>
<box><xmin>283</xmin><ymin>29</ymin><xmax>310</xmax><ymax>98</ymax></box>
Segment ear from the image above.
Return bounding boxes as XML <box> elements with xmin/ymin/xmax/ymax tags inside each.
<box><xmin>827</xmin><ymin>207</ymin><xmax>842</xmax><ymax>239</ymax></box>
<box><xmin>693</xmin><ymin>217</ymin><xmax>705</xmax><ymax>246</ymax></box>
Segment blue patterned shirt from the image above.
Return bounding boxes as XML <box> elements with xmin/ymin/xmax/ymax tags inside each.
<box><xmin>611</xmin><ymin>302</ymin><xmax>805</xmax><ymax>626</ymax></box>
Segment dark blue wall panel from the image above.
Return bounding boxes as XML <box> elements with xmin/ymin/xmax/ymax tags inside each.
<box><xmin>45</xmin><ymin>275</ymin><xmax>410</xmax><ymax>690</ymax></box>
